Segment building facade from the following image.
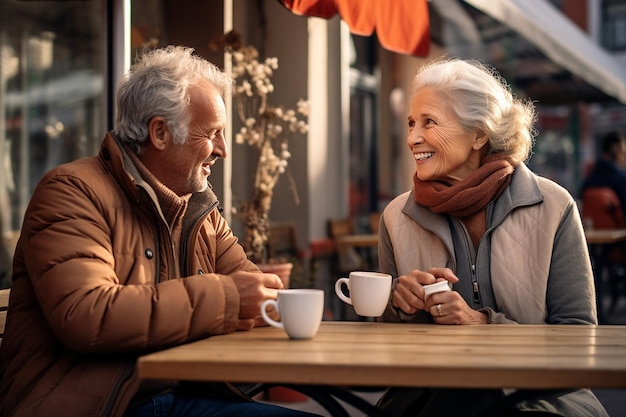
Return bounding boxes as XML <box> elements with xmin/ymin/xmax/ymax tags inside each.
<box><xmin>1</xmin><ymin>0</ymin><xmax>625</xmax><ymax>287</ymax></box>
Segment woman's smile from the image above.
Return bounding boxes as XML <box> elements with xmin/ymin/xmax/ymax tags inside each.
<box><xmin>414</xmin><ymin>152</ymin><xmax>434</xmax><ymax>161</ymax></box>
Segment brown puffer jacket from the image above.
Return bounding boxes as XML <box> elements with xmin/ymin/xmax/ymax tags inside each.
<box><xmin>0</xmin><ymin>133</ymin><xmax>258</xmax><ymax>417</ymax></box>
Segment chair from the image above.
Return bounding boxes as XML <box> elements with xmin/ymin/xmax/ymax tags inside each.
<box><xmin>308</xmin><ymin>237</ymin><xmax>336</xmax><ymax>308</ymax></box>
<box><xmin>267</xmin><ymin>222</ymin><xmax>302</xmax><ymax>261</ymax></box>
<box><xmin>582</xmin><ymin>187</ymin><xmax>625</xmax><ymax>230</ymax></box>
<box><xmin>328</xmin><ymin>217</ymin><xmax>380</xmax><ymax>272</ymax></box>
<box><xmin>582</xmin><ymin>187</ymin><xmax>626</xmax><ymax>316</ymax></box>
<box><xmin>327</xmin><ymin>218</ymin><xmax>362</xmax><ymax>273</ymax></box>
<box><xmin>328</xmin><ymin>218</ymin><xmax>356</xmax><ymax>241</ymax></box>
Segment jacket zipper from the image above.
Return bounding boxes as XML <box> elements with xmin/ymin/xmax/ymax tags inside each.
<box><xmin>455</xmin><ymin>218</ymin><xmax>481</xmax><ymax>305</ymax></box>
<box><xmin>471</xmin><ymin>264</ymin><xmax>480</xmax><ymax>303</ymax></box>
<box><xmin>100</xmin><ymin>362</ymin><xmax>136</xmax><ymax>417</ymax></box>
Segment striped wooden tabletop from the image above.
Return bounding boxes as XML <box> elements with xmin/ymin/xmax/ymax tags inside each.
<box><xmin>138</xmin><ymin>321</ymin><xmax>626</xmax><ymax>389</ymax></box>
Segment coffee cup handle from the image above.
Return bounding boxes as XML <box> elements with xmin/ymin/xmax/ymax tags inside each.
<box><xmin>334</xmin><ymin>277</ymin><xmax>353</xmax><ymax>306</ymax></box>
<box><xmin>260</xmin><ymin>299</ymin><xmax>283</xmax><ymax>330</ymax></box>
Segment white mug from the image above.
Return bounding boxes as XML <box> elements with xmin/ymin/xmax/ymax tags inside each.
<box><xmin>261</xmin><ymin>289</ymin><xmax>324</xmax><ymax>339</ymax></box>
<box><xmin>423</xmin><ymin>280</ymin><xmax>452</xmax><ymax>301</ymax></box>
<box><xmin>335</xmin><ymin>271</ymin><xmax>392</xmax><ymax>317</ymax></box>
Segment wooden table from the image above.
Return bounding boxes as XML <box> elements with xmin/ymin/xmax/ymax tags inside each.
<box><xmin>138</xmin><ymin>321</ymin><xmax>626</xmax><ymax>389</ymax></box>
<box><xmin>335</xmin><ymin>233</ymin><xmax>378</xmax><ymax>250</ymax></box>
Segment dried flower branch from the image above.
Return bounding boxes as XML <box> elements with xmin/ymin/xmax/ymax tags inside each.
<box><xmin>212</xmin><ymin>31</ymin><xmax>309</xmax><ymax>263</ymax></box>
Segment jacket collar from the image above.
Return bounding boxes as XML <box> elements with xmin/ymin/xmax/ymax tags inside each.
<box><xmin>98</xmin><ymin>132</ymin><xmax>220</xmax><ymax>220</ymax></box>
<box><xmin>99</xmin><ymin>132</ymin><xmax>143</xmax><ymax>202</ymax></box>
<box><xmin>491</xmin><ymin>163</ymin><xmax>543</xmax><ymax>226</ymax></box>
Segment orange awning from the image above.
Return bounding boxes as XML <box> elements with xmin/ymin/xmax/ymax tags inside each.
<box><xmin>277</xmin><ymin>0</ymin><xmax>430</xmax><ymax>57</ymax></box>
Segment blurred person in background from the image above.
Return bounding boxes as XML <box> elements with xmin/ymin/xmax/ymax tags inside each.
<box><xmin>581</xmin><ymin>130</ymin><xmax>626</xmax><ymax>219</ymax></box>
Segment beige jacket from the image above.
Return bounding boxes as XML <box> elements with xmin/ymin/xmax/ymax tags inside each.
<box><xmin>380</xmin><ymin>163</ymin><xmax>597</xmax><ymax>325</ymax></box>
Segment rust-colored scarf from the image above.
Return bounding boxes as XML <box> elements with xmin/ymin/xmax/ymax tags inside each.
<box><xmin>413</xmin><ymin>154</ymin><xmax>514</xmax><ymax>249</ymax></box>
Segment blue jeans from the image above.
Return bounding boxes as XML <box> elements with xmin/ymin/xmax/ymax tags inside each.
<box><xmin>124</xmin><ymin>392</ymin><xmax>320</xmax><ymax>417</ymax></box>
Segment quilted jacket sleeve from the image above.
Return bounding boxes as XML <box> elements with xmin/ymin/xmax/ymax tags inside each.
<box><xmin>19</xmin><ymin>166</ymin><xmax>245</xmax><ymax>355</ymax></box>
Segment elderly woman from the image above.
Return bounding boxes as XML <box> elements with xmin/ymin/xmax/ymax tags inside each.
<box><xmin>377</xmin><ymin>58</ymin><xmax>608</xmax><ymax>417</ymax></box>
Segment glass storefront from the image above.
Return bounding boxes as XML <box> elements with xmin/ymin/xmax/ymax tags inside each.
<box><xmin>0</xmin><ymin>0</ymin><xmax>106</xmax><ymax>255</ymax></box>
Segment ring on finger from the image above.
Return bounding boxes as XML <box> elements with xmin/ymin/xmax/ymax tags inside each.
<box><xmin>436</xmin><ymin>303</ymin><xmax>443</xmax><ymax>317</ymax></box>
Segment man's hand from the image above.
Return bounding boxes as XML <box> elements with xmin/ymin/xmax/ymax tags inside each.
<box><xmin>230</xmin><ymin>270</ymin><xmax>284</xmax><ymax>329</ymax></box>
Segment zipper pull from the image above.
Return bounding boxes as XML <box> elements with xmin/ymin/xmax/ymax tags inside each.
<box><xmin>471</xmin><ymin>264</ymin><xmax>480</xmax><ymax>302</ymax></box>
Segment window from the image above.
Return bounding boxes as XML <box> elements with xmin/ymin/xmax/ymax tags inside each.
<box><xmin>602</xmin><ymin>0</ymin><xmax>626</xmax><ymax>51</ymax></box>
<box><xmin>0</xmin><ymin>0</ymin><xmax>106</xmax><ymax>252</ymax></box>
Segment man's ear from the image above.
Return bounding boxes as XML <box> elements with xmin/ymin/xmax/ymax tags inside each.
<box><xmin>147</xmin><ymin>116</ymin><xmax>169</xmax><ymax>150</ymax></box>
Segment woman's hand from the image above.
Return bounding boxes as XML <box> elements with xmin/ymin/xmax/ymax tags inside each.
<box><xmin>392</xmin><ymin>267</ymin><xmax>486</xmax><ymax>324</ymax></box>
<box><xmin>392</xmin><ymin>267</ymin><xmax>458</xmax><ymax>315</ymax></box>
<box><xmin>425</xmin><ymin>290</ymin><xmax>488</xmax><ymax>325</ymax></box>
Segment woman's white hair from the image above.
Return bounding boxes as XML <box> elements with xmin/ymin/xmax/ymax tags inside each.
<box><xmin>411</xmin><ymin>57</ymin><xmax>537</xmax><ymax>165</ymax></box>
<box><xmin>114</xmin><ymin>45</ymin><xmax>232</xmax><ymax>154</ymax></box>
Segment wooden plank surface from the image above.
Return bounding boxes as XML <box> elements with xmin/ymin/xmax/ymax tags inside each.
<box><xmin>137</xmin><ymin>322</ymin><xmax>626</xmax><ymax>389</ymax></box>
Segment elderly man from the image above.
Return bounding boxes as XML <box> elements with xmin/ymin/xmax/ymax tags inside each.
<box><xmin>0</xmin><ymin>46</ymin><xmax>318</xmax><ymax>417</ymax></box>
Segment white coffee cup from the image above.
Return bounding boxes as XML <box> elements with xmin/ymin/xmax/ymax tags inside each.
<box><xmin>423</xmin><ymin>280</ymin><xmax>452</xmax><ymax>301</ymax></box>
<box><xmin>261</xmin><ymin>289</ymin><xmax>324</xmax><ymax>339</ymax></box>
<box><xmin>335</xmin><ymin>271</ymin><xmax>392</xmax><ymax>317</ymax></box>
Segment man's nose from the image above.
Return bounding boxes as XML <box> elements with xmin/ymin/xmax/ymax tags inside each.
<box><xmin>214</xmin><ymin>134</ymin><xmax>228</xmax><ymax>159</ymax></box>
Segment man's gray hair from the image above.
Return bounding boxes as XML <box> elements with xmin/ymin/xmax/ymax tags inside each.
<box><xmin>113</xmin><ymin>45</ymin><xmax>232</xmax><ymax>154</ymax></box>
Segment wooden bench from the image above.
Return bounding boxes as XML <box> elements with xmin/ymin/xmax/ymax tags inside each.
<box><xmin>0</xmin><ymin>288</ymin><xmax>10</xmax><ymax>342</ymax></box>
